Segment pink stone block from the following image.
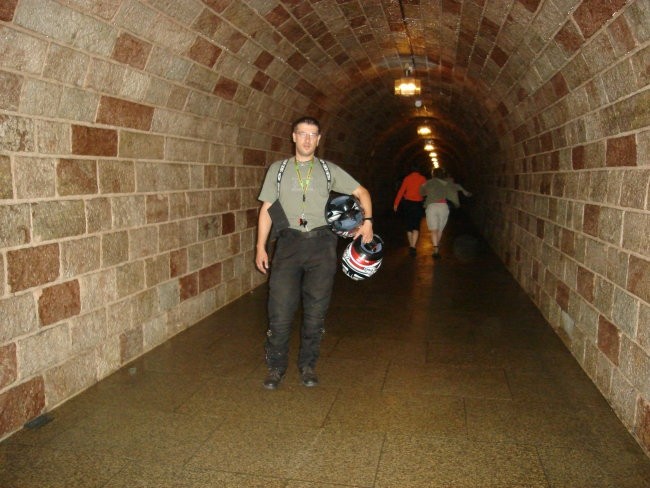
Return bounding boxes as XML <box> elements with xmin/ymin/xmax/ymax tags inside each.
<box><xmin>38</xmin><ymin>280</ymin><xmax>81</xmax><ymax>326</ymax></box>
<box><xmin>598</xmin><ymin>315</ymin><xmax>620</xmax><ymax>365</ymax></box>
<box><xmin>7</xmin><ymin>244</ymin><xmax>59</xmax><ymax>293</ymax></box>
<box><xmin>0</xmin><ymin>377</ymin><xmax>45</xmax><ymax>438</ymax></box>
<box><xmin>111</xmin><ymin>33</ymin><xmax>151</xmax><ymax>70</ymax></box>
<box><xmin>199</xmin><ymin>263</ymin><xmax>221</xmax><ymax>292</ymax></box>
<box><xmin>179</xmin><ymin>272</ymin><xmax>198</xmax><ymax>301</ymax></box>
<box><xmin>72</xmin><ymin>125</ymin><xmax>117</xmax><ymax>157</ymax></box>
<box><xmin>96</xmin><ymin>96</ymin><xmax>154</xmax><ymax>131</ymax></box>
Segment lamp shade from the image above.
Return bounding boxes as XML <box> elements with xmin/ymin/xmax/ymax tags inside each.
<box><xmin>394</xmin><ymin>77</ymin><xmax>421</xmax><ymax>96</ymax></box>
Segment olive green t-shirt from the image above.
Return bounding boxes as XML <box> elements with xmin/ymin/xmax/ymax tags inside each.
<box><xmin>258</xmin><ymin>157</ymin><xmax>360</xmax><ymax>231</ymax></box>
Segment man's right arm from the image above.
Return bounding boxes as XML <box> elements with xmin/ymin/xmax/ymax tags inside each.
<box><xmin>255</xmin><ymin>201</ymin><xmax>273</xmax><ymax>274</ymax></box>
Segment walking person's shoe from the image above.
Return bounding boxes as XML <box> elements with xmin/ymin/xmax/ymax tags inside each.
<box><xmin>408</xmin><ymin>246</ymin><xmax>416</xmax><ymax>256</ymax></box>
<box><xmin>432</xmin><ymin>246</ymin><xmax>441</xmax><ymax>259</ymax></box>
<box><xmin>299</xmin><ymin>366</ymin><xmax>319</xmax><ymax>387</ymax></box>
<box><xmin>263</xmin><ymin>368</ymin><xmax>285</xmax><ymax>390</ymax></box>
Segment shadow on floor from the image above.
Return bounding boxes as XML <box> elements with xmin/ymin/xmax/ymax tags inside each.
<box><xmin>2</xmin><ymin>212</ymin><xmax>650</xmax><ymax>487</ymax></box>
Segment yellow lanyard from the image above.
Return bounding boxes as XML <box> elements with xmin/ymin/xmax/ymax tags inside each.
<box><xmin>295</xmin><ymin>158</ymin><xmax>314</xmax><ymax>203</ymax></box>
<box><xmin>295</xmin><ymin>158</ymin><xmax>313</xmax><ymax>228</ymax></box>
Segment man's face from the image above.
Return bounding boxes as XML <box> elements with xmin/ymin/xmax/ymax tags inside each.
<box><xmin>292</xmin><ymin>122</ymin><xmax>321</xmax><ymax>158</ymax></box>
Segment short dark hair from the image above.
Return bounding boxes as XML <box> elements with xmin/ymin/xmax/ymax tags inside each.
<box><xmin>292</xmin><ymin>116</ymin><xmax>320</xmax><ymax>133</ymax></box>
<box><xmin>433</xmin><ymin>168</ymin><xmax>447</xmax><ymax>179</ymax></box>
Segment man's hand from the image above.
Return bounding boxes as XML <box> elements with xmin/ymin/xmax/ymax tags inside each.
<box><xmin>255</xmin><ymin>248</ymin><xmax>269</xmax><ymax>274</ymax></box>
<box><xmin>354</xmin><ymin>219</ymin><xmax>373</xmax><ymax>243</ymax></box>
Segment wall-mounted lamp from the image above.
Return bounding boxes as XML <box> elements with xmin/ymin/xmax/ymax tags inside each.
<box><xmin>394</xmin><ymin>65</ymin><xmax>421</xmax><ymax>96</ymax></box>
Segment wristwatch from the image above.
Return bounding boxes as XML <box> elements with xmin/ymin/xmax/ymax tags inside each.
<box><xmin>363</xmin><ymin>217</ymin><xmax>373</xmax><ymax>222</ymax></box>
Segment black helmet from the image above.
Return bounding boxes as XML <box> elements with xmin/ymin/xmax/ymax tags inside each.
<box><xmin>341</xmin><ymin>234</ymin><xmax>384</xmax><ymax>280</ymax></box>
<box><xmin>325</xmin><ymin>194</ymin><xmax>363</xmax><ymax>238</ymax></box>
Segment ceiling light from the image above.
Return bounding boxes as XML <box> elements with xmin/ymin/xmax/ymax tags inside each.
<box><xmin>395</xmin><ymin>77</ymin><xmax>422</xmax><ymax>97</ymax></box>
<box><xmin>417</xmin><ymin>125</ymin><xmax>432</xmax><ymax>136</ymax></box>
<box><xmin>424</xmin><ymin>142</ymin><xmax>434</xmax><ymax>152</ymax></box>
<box><xmin>394</xmin><ymin>65</ymin><xmax>421</xmax><ymax>96</ymax></box>
<box><xmin>394</xmin><ymin>77</ymin><xmax>421</xmax><ymax>96</ymax></box>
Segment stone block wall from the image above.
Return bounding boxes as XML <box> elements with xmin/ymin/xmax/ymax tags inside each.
<box><xmin>477</xmin><ymin>0</ymin><xmax>650</xmax><ymax>453</ymax></box>
<box><xmin>0</xmin><ymin>0</ymin><xmax>310</xmax><ymax>440</ymax></box>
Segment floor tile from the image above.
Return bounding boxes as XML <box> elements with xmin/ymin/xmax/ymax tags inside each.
<box><xmin>187</xmin><ymin>423</ymin><xmax>383</xmax><ymax>486</ymax></box>
<box><xmin>384</xmin><ymin>362</ymin><xmax>512</xmax><ymax>399</ymax></box>
<box><xmin>102</xmin><ymin>462</ymin><xmax>287</xmax><ymax>488</ymax></box>
<box><xmin>187</xmin><ymin>421</ymin><xmax>309</xmax><ymax>478</ymax></box>
<box><xmin>465</xmin><ymin>397</ymin><xmax>613</xmax><ymax>450</ymax></box>
<box><xmin>323</xmin><ymin>389</ymin><xmax>466</xmax><ymax>436</ymax></box>
<box><xmin>328</xmin><ymin>336</ymin><xmax>428</xmax><ymax>364</ymax></box>
<box><xmin>134</xmin><ymin>341</ymin><xmax>261</xmax><ymax>380</ymax></box>
<box><xmin>375</xmin><ymin>433</ymin><xmax>548</xmax><ymax>488</ymax></box>
<box><xmin>79</xmin><ymin>368</ymin><xmax>206</xmax><ymax>413</ymax></box>
<box><xmin>538</xmin><ymin>445</ymin><xmax>650</xmax><ymax>488</ymax></box>
<box><xmin>311</xmin><ymin>357</ymin><xmax>390</xmax><ymax>390</ymax></box>
<box><xmin>178</xmin><ymin>378</ymin><xmax>338</xmax><ymax>428</ymax></box>
<box><xmin>0</xmin><ymin>443</ymin><xmax>127</xmax><ymax>488</ymax></box>
<box><xmin>285</xmin><ymin>428</ymin><xmax>385</xmax><ymax>486</ymax></box>
<box><xmin>426</xmin><ymin>341</ymin><xmax>547</xmax><ymax>373</ymax></box>
<box><xmin>42</xmin><ymin>404</ymin><xmax>221</xmax><ymax>465</ymax></box>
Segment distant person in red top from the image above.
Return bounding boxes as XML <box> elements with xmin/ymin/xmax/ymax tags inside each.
<box><xmin>393</xmin><ymin>163</ymin><xmax>427</xmax><ymax>256</ymax></box>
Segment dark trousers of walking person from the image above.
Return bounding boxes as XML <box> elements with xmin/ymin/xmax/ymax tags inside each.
<box><xmin>265</xmin><ymin>229</ymin><xmax>338</xmax><ymax>372</ymax></box>
<box><xmin>399</xmin><ymin>199</ymin><xmax>424</xmax><ymax>255</ymax></box>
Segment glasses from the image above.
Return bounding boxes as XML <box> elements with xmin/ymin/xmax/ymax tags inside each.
<box><xmin>294</xmin><ymin>131</ymin><xmax>319</xmax><ymax>139</ymax></box>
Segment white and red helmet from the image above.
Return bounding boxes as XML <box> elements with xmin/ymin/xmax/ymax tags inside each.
<box><xmin>341</xmin><ymin>234</ymin><xmax>384</xmax><ymax>280</ymax></box>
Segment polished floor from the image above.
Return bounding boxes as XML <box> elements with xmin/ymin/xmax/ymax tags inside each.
<box><xmin>2</xmin><ymin>211</ymin><xmax>650</xmax><ymax>488</ymax></box>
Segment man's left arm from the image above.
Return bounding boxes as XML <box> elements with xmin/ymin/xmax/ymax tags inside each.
<box><xmin>351</xmin><ymin>185</ymin><xmax>373</xmax><ymax>243</ymax></box>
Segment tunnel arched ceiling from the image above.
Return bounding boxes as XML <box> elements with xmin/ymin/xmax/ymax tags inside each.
<box><xmin>175</xmin><ymin>0</ymin><xmax>553</xmax><ymax>186</ymax></box>
<box><xmin>245</xmin><ymin>0</ymin><xmax>514</xmax><ymax>179</ymax></box>
<box><xmin>46</xmin><ymin>0</ymin><xmax>618</xmax><ymax>193</ymax></box>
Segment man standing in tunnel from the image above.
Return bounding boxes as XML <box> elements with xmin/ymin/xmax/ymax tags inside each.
<box><xmin>255</xmin><ymin>116</ymin><xmax>374</xmax><ymax>390</ymax></box>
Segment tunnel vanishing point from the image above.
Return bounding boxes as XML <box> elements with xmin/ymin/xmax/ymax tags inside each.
<box><xmin>0</xmin><ymin>0</ymin><xmax>649</xmax><ymax>456</ymax></box>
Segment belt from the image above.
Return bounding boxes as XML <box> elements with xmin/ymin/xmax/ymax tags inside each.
<box><xmin>279</xmin><ymin>226</ymin><xmax>331</xmax><ymax>239</ymax></box>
